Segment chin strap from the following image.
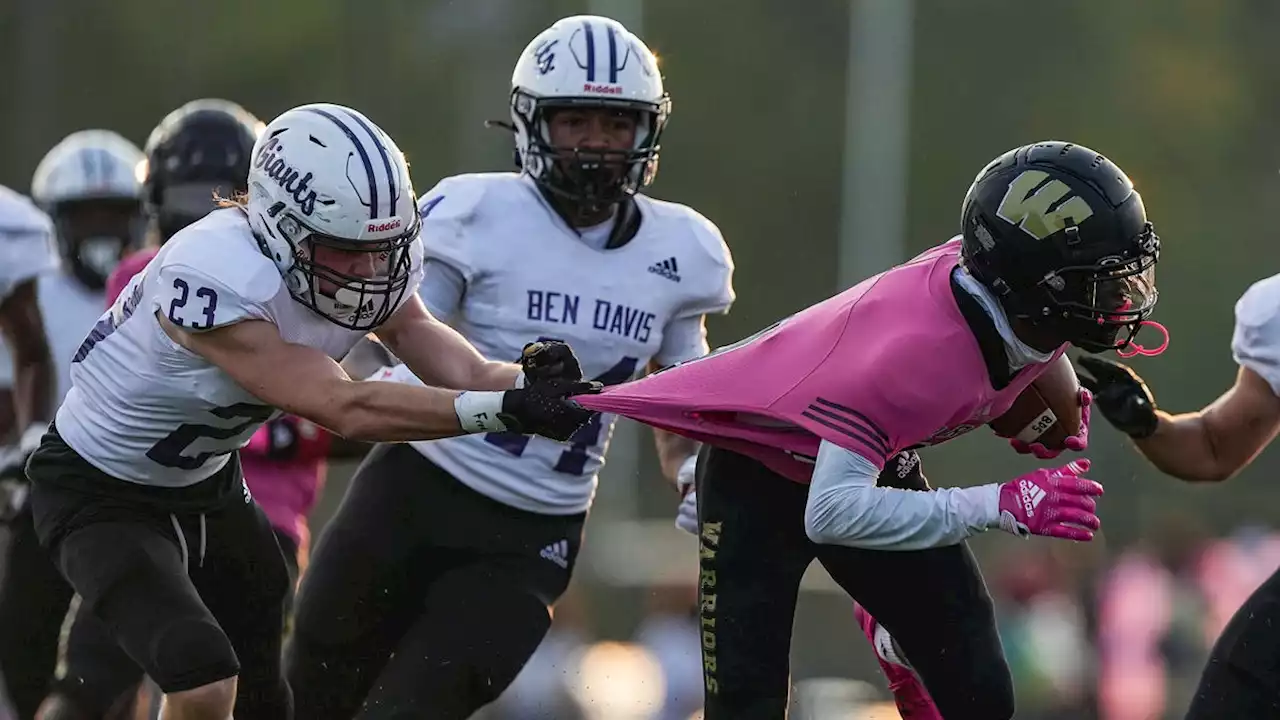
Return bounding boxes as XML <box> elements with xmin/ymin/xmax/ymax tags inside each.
<box><xmin>1117</xmin><ymin>320</ymin><xmax>1169</xmax><ymax>358</ymax></box>
<box><xmin>1106</xmin><ymin>298</ymin><xmax>1169</xmax><ymax>358</ymax></box>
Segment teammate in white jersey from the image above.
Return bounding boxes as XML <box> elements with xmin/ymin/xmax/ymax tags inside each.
<box><xmin>23</xmin><ymin>103</ymin><xmax>598</xmax><ymax>720</ymax></box>
<box><xmin>0</xmin><ymin>129</ymin><xmax>142</xmax><ymax>720</ymax></box>
<box><xmin>0</xmin><ymin>185</ymin><xmax>56</xmax><ymax>477</ymax></box>
<box><xmin>1081</xmin><ymin>273</ymin><xmax>1280</xmax><ymax>719</ymax></box>
<box><xmin>0</xmin><ymin>183</ymin><xmax>57</xmax><ymax>720</ymax></box>
<box><xmin>285</xmin><ymin>16</ymin><xmax>735</xmax><ymax>719</ymax></box>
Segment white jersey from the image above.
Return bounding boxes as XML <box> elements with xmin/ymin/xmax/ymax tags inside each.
<box><xmin>1233</xmin><ymin>272</ymin><xmax>1280</xmax><ymax>396</ymax></box>
<box><xmin>0</xmin><ymin>271</ymin><xmax>105</xmax><ymax>405</ymax></box>
<box><xmin>391</xmin><ymin>173</ymin><xmax>735</xmax><ymax>514</ymax></box>
<box><xmin>55</xmin><ymin>208</ymin><xmax>424</xmax><ymax>488</ymax></box>
<box><xmin>0</xmin><ymin>185</ymin><xmax>56</xmax><ymax>304</ymax></box>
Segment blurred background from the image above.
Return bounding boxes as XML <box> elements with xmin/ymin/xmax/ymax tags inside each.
<box><xmin>5</xmin><ymin>0</ymin><xmax>1280</xmax><ymax>717</ymax></box>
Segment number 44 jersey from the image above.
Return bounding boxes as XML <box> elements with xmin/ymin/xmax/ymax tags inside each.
<box><xmin>55</xmin><ymin>208</ymin><xmax>423</xmax><ymax>488</ymax></box>
<box><xmin>379</xmin><ymin>173</ymin><xmax>735</xmax><ymax>514</ymax></box>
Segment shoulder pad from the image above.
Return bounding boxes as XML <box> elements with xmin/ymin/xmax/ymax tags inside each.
<box><xmin>417</xmin><ymin>173</ymin><xmax>522</xmax><ymax>224</ymax></box>
<box><xmin>640</xmin><ymin>197</ymin><xmax>736</xmax><ymax>316</ymax></box>
<box><xmin>0</xmin><ymin>185</ymin><xmax>53</xmax><ymax>236</ymax></box>
<box><xmin>152</xmin><ymin>211</ymin><xmax>282</xmax><ymax>330</ymax></box>
<box><xmin>1233</xmin><ymin>273</ymin><xmax>1280</xmax><ymax>395</ymax></box>
<box><xmin>416</xmin><ymin>173</ymin><xmax>523</xmax><ymax>280</ymax></box>
<box><xmin>0</xmin><ymin>186</ymin><xmax>56</xmax><ymax>301</ymax></box>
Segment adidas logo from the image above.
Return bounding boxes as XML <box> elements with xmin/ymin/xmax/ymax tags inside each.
<box><xmin>648</xmin><ymin>256</ymin><xmax>681</xmax><ymax>282</ymax></box>
<box><xmin>1019</xmin><ymin>479</ymin><xmax>1045</xmax><ymax>517</ymax></box>
<box><xmin>540</xmin><ymin>539</ymin><xmax>570</xmax><ymax>569</ymax></box>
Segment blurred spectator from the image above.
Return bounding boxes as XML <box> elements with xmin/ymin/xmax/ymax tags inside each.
<box><xmin>992</xmin><ymin>545</ymin><xmax>1093</xmax><ymax>720</ymax></box>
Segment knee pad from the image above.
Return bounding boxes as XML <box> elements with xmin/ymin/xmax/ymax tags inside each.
<box><xmin>148</xmin><ymin>616</ymin><xmax>239</xmax><ymax>693</ymax></box>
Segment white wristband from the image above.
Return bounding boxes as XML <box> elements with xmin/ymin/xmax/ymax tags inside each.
<box><xmin>676</xmin><ymin>454</ymin><xmax>698</xmax><ymax>495</ymax></box>
<box><xmin>454</xmin><ymin>392</ymin><xmax>510</xmax><ymax>433</ymax></box>
<box><xmin>513</xmin><ymin>369</ymin><xmax>527</xmax><ymax>389</ymax></box>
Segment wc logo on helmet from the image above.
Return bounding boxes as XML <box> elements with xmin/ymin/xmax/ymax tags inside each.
<box><xmin>995</xmin><ymin>170</ymin><xmax>1094</xmax><ymax>241</ymax></box>
<box><xmin>534</xmin><ymin>39</ymin><xmax>558</xmax><ymax>75</ymax></box>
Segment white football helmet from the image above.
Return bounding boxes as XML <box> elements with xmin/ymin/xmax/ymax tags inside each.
<box><xmin>510</xmin><ymin>15</ymin><xmax>670</xmax><ymax>209</ymax></box>
<box><xmin>246</xmin><ymin>103</ymin><xmax>419</xmax><ymax>331</ymax></box>
<box><xmin>31</xmin><ymin>129</ymin><xmax>146</xmax><ymax>288</ymax></box>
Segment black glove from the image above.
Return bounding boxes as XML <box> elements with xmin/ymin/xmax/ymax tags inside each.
<box><xmin>520</xmin><ymin>340</ymin><xmax>584</xmax><ymax>384</ymax></box>
<box><xmin>500</xmin><ymin>378</ymin><xmax>602</xmax><ymax>441</ymax></box>
<box><xmin>1076</xmin><ymin>355</ymin><xmax>1160</xmax><ymax>439</ymax></box>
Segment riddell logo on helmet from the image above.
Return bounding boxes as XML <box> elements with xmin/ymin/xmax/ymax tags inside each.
<box><xmin>366</xmin><ymin>218</ymin><xmax>402</xmax><ymax>234</ymax></box>
<box><xmin>583</xmin><ymin>83</ymin><xmax>623</xmax><ymax>95</ymax></box>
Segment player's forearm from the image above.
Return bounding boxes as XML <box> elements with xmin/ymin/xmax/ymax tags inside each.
<box><xmin>653</xmin><ymin>428</ymin><xmax>699</xmax><ymax>485</ymax></box>
<box><xmin>804</xmin><ymin>441</ymin><xmax>1000</xmax><ymax>550</ymax></box>
<box><xmin>327</xmin><ymin>380</ymin><xmax>468</xmax><ymax>442</ymax></box>
<box><xmin>380</xmin><ymin>319</ymin><xmax>521</xmax><ymax>391</ymax></box>
<box><xmin>1134</xmin><ymin>410</ymin><xmax>1234</xmax><ymax>483</ymax></box>
<box><xmin>10</xmin><ymin>345</ymin><xmax>54</xmax><ymax>428</ymax></box>
<box><xmin>805</xmin><ymin>483</ymin><xmax>999</xmax><ymax>551</ymax></box>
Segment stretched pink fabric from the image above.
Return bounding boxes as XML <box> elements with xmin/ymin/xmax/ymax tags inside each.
<box><xmin>576</xmin><ymin>238</ymin><xmax>1065</xmax><ymax>482</ymax></box>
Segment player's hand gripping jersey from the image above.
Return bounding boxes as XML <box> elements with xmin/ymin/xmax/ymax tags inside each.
<box><xmin>379</xmin><ymin>172</ymin><xmax>734</xmax><ymax>513</ymax></box>
<box><xmin>577</xmin><ymin>238</ymin><xmax>1066</xmax><ymax>480</ymax></box>
<box><xmin>55</xmin><ymin>208</ymin><xmax>422</xmax><ymax>488</ymax></box>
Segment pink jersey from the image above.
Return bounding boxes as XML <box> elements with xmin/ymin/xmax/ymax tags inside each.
<box><xmin>105</xmin><ymin>245</ymin><xmax>327</xmax><ymax>544</ymax></box>
<box><xmin>576</xmin><ymin>238</ymin><xmax>1065</xmax><ymax>482</ymax></box>
<box><xmin>240</xmin><ymin>417</ymin><xmax>331</xmax><ymax>547</ymax></box>
<box><xmin>105</xmin><ymin>247</ymin><xmax>158</xmax><ymax>305</ymax></box>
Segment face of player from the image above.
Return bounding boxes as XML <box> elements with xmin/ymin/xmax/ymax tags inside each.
<box><xmin>308</xmin><ymin>243</ymin><xmax>383</xmax><ymax>297</ymax></box>
<box><xmin>57</xmin><ymin>199</ymin><xmax>139</xmax><ymax>289</ymax></box>
<box><xmin>546</xmin><ymin>107</ymin><xmax>639</xmax><ymax>155</ymax></box>
<box><xmin>545</xmin><ymin>107</ymin><xmax>639</xmax><ymax>198</ymax></box>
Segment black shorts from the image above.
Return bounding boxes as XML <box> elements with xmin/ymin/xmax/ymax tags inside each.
<box><xmin>287</xmin><ymin>442</ymin><xmax>585</xmax><ymax>719</ymax></box>
<box><xmin>1185</xmin><ymin>566</ymin><xmax>1280</xmax><ymax>719</ymax></box>
<box><xmin>25</xmin><ymin>425</ymin><xmax>292</xmax><ymax>699</ymax></box>
<box><xmin>695</xmin><ymin>445</ymin><xmax>1014</xmax><ymax>720</ymax></box>
<box><xmin>52</xmin><ymin>520</ymin><xmax>302</xmax><ymax>715</ymax></box>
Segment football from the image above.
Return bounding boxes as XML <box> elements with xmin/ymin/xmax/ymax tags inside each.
<box><xmin>989</xmin><ymin>354</ymin><xmax>1083</xmax><ymax>448</ymax></box>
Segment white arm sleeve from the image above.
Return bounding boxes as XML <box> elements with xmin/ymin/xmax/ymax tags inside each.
<box><xmin>654</xmin><ymin>314</ymin><xmax>711</xmax><ymax>367</ymax></box>
<box><xmin>804</xmin><ymin>440</ymin><xmax>1001</xmax><ymax>551</ymax></box>
<box><xmin>418</xmin><ymin>259</ymin><xmax>466</xmax><ymax>321</ymax></box>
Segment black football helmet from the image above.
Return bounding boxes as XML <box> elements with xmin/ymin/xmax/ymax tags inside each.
<box><xmin>960</xmin><ymin>141</ymin><xmax>1160</xmax><ymax>354</ymax></box>
<box><xmin>143</xmin><ymin>98</ymin><xmax>263</xmax><ymax>243</ymax></box>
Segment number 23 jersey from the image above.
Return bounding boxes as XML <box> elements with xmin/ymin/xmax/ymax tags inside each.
<box><xmin>55</xmin><ymin>208</ymin><xmax>422</xmax><ymax>488</ymax></box>
<box><xmin>396</xmin><ymin>173</ymin><xmax>734</xmax><ymax>514</ymax></box>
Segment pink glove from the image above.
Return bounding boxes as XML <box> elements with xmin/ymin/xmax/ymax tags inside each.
<box><xmin>997</xmin><ymin>459</ymin><xmax>1103</xmax><ymax>542</ymax></box>
<box><xmin>1009</xmin><ymin>388</ymin><xmax>1092</xmax><ymax>459</ymax></box>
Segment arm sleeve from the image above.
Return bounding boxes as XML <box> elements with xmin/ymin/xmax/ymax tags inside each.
<box><xmin>654</xmin><ymin>314</ymin><xmax>710</xmax><ymax>367</ymax></box>
<box><xmin>417</xmin><ymin>259</ymin><xmax>467</xmax><ymax>321</ymax></box>
<box><xmin>803</xmin><ymin>440</ymin><xmax>1001</xmax><ymax>551</ymax></box>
